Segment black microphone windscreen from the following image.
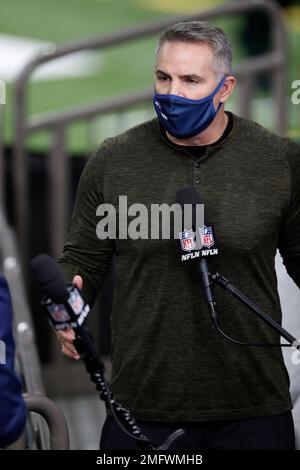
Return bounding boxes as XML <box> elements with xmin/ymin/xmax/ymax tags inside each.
<box><xmin>31</xmin><ymin>254</ymin><xmax>68</xmax><ymax>302</ymax></box>
<box><xmin>176</xmin><ymin>187</ymin><xmax>203</xmax><ymax>230</ymax></box>
<box><xmin>176</xmin><ymin>187</ymin><xmax>202</xmax><ymax>206</ymax></box>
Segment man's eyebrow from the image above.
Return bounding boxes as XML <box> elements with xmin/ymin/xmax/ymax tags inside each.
<box><xmin>155</xmin><ymin>69</ymin><xmax>171</xmax><ymax>77</ymax></box>
<box><xmin>155</xmin><ymin>70</ymin><xmax>205</xmax><ymax>81</ymax></box>
<box><xmin>180</xmin><ymin>73</ymin><xmax>206</xmax><ymax>82</ymax></box>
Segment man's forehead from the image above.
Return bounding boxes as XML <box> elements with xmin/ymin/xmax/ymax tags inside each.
<box><xmin>158</xmin><ymin>40</ymin><xmax>213</xmax><ymax>57</ymax></box>
<box><xmin>156</xmin><ymin>41</ymin><xmax>214</xmax><ymax>69</ymax></box>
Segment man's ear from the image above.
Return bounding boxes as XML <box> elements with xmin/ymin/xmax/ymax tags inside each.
<box><xmin>219</xmin><ymin>76</ymin><xmax>237</xmax><ymax>103</ymax></box>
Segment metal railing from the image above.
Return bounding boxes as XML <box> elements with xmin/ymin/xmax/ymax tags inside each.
<box><xmin>24</xmin><ymin>394</ymin><xmax>70</xmax><ymax>449</ymax></box>
<box><xmin>0</xmin><ymin>90</ymin><xmax>5</xmax><ymax>208</ymax></box>
<box><xmin>0</xmin><ymin>206</ymin><xmax>44</xmax><ymax>394</ymax></box>
<box><xmin>12</xmin><ymin>0</ymin><xmax>286</xmax><ymax>270</ymax></box>
<box><xmin>6</xmin><ymin>394</ymin><xmax>70</xmax><ymax>450</ymax></box>
<box><xmin>0</xmin><ymin>203</ymin><xmax>64</xmax><ymax>449</ymax></box>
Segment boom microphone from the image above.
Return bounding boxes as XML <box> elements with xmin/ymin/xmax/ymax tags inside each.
<box><xmin>176</xmin><ymin>187</ymin><xmax>218</xmax><ymax>318</ymax></box>
<box><xmin>175</xmin><ymin>190</ymin><xmax>300</xmax><ymax>350</ymax></box>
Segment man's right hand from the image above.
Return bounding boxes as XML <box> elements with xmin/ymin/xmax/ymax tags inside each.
<box><xmin>55</xmin><ymin>275</ymin><xmax>83</xmax><ymax>360</ymax></box>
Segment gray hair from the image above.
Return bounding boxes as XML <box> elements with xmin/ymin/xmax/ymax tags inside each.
<box><xmin>156</xmin><ymin>21</ymin><xmax>232</xmax><ymax>79</ymax></box>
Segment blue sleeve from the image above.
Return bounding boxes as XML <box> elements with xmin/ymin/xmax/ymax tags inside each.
<box><xmin>0</xmin><ymin>274</ymin><xmax>27</xmax><ymax>447</ymax></box>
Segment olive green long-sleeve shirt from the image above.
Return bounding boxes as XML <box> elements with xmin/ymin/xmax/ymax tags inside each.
<box><xmin>59</xmin><ymin>114</ymin><xmax>300</xmax><ymax>421</ymax></box>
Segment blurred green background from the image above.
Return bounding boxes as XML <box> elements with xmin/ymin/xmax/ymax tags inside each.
<box><xmin>0</xmin><ymin>0</ymin><xmax>299</xmax><ymax>153</ymax></box>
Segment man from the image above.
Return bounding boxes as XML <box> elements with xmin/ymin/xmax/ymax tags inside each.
<box><xmin>0</xmin><ymin>274</ymin><xmax>27</xmax><ymax>447</ymax></box>
<box><xmin>56</xmin><ymin>21</ymin><xmax>300</xmax><ymax>449</ymax></box>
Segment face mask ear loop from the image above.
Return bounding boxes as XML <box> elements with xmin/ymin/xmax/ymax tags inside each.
<box><xmin>212</xmin><ymin>75</ymin><xmax>227</xmax><ymax>112</ymax></box>
<box><xmin>213</xmin><ymin>75</ymin><xmax>227</xmax><ymax>95</ymax></box>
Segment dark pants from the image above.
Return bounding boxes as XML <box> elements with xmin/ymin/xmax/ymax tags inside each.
<box><xmin>100</xmin><ymin>411</ymin><xmax>295</xmax><ymax>450</ymax></box>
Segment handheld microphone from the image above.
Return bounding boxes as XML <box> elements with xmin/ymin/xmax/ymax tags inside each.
<box><xmin>30</xmin><ymin>254</ymin><xmax>89</xmax><ymax>330</ymax></box>
<box><xmin>175</xmin><ymin>187</ymin><xmax>218</xmax><ymax>319</ymax></box>
<box><xmin>31</xmin><ymin>254</ymin><xmax>185</xmax><ymax>450</ymax></box>
<box><xmin>30</xmin><ymin>254</ymin><xmax>102</xmax><ymax>368</ymax></box>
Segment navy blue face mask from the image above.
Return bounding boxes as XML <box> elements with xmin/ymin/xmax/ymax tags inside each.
<box><xmin>153</xmin><ymin>76</ymin><xmax>226</xmax><ymax>139</ymax></box>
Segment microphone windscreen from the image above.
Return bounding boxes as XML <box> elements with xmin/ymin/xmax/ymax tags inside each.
<box><xmin>31</xmin><ymin>254</ymin><xmax>68</xmax><ymax>302</ymax></box>
<box><xmin>176</xmin><ymin>187</ymin><xmax>202</xmax><ymax>206</ymax></box>
<box><xmin>176</xmin><ymin>187</ymin><xmax>203</xmax><ymax>230</ymax></box>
